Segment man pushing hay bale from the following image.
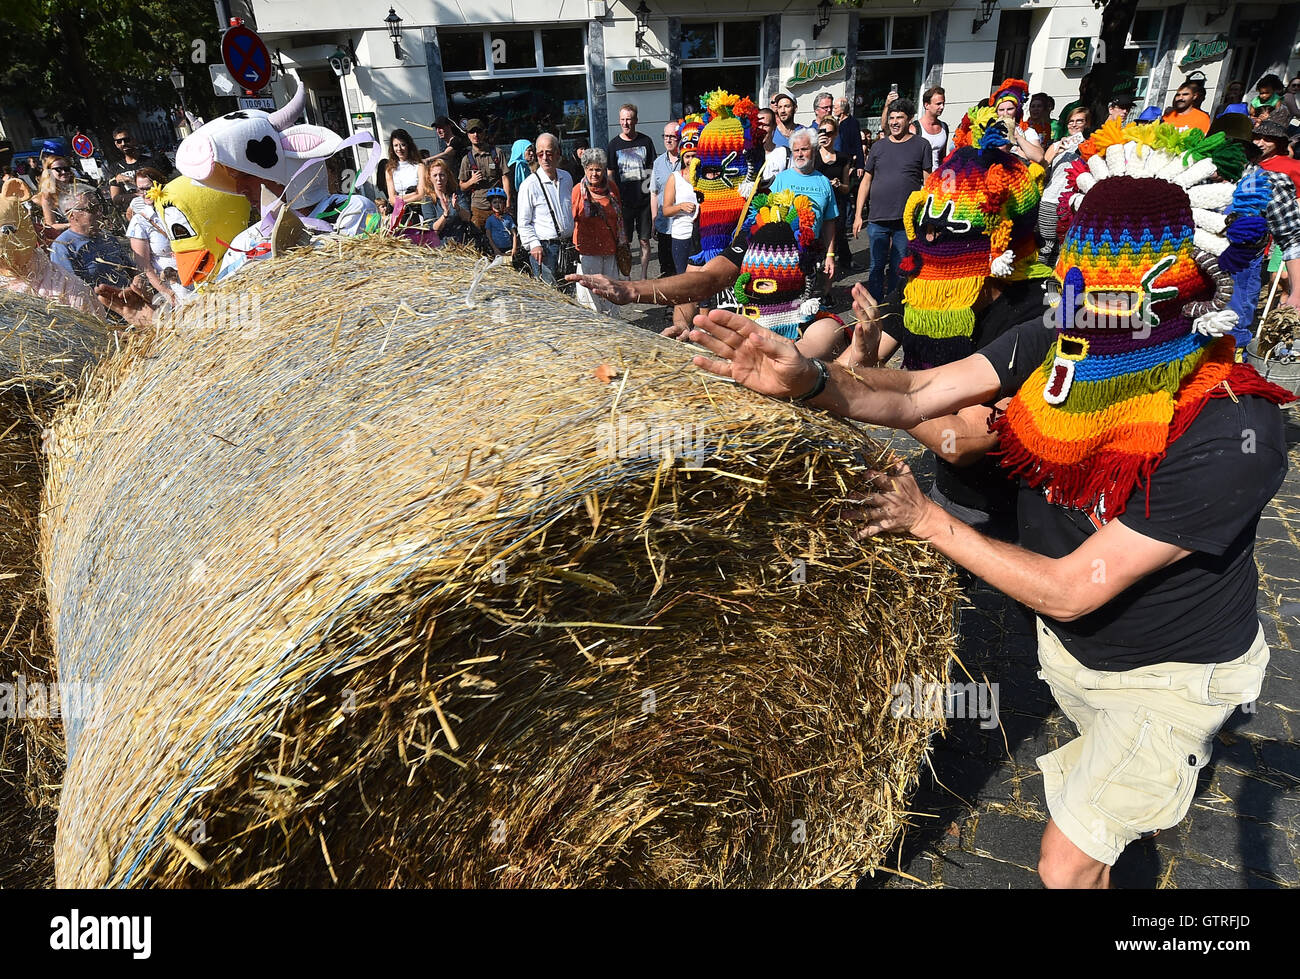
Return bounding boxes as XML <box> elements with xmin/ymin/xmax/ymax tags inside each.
<box><xmin>43</xmin><ymin>238</ymin><xmax>958</xmax><ymax>888</ymax></box>
<box><xmin>0</xmin><ymin>293</ymin><xmax>118</xmax><ymax>886</ymax></box>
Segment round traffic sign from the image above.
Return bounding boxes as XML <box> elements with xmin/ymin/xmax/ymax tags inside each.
<box><xmin>72</xmin><ymin>133</ymin><xmax>95</xmax><ymax>158</ymax></box>
<box><xmin>221</xmin><ymin>24</ymin><xmax>273</xmax><ymax>92</ymax></box>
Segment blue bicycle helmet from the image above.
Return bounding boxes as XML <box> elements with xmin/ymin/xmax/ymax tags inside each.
<box><xmin>484</xmin><ymin>186</ymin><xmax>507</xmax><ymax>201</ymax></box>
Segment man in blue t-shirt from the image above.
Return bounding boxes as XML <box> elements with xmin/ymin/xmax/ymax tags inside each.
<box><xmin>50</xmin><ymin>192</ymin><xmax>134</xmax><ymax>289</ymax></box>
<box><xmin>769</xmin><ymin>130</ymin><xmax>839</xmax><ymax>279</ymax></box>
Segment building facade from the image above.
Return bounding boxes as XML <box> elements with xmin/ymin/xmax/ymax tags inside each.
<box><xmin>246</xmin><ymin>0</ymin><xmax>1300</xmax><ymax>161</ymax></box>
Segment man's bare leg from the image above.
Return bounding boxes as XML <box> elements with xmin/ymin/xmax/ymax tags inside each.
<box><xmin>1039</xmin><ymin>819</ymin><xmax>1111</xmax><ymax>889</ymax></box>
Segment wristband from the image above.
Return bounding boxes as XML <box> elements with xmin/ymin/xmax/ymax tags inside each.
<box><xmin>792</xmin><ymin>358</ymin><xmax>829</xmax><ymax>403</ymax></box>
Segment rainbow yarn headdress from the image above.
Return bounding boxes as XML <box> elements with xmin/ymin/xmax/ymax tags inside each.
<box><xmin>732</xmin><ymin>189</ymin><xmax>819</xmax><ymax>339</ymax></box>
<box><xmin>994</xmin><ymin>120</ymin><xmax>1294</xmax><ymax>522</ymax></box>
<box><xmin>688</xmin><ymin>89</ymin><xmax>758</xmax><ymax>263</ymax></box>
<box><xmin>895</xmin><ymin>112</ymin><xmax>1047</xmax><ymax>370</ymax></box>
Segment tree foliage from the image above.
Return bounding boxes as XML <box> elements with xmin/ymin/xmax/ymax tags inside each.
<box><xmin>0</xmin><ymin>0</ymin><xmax>221</xmax><ymax>138</ymax></box>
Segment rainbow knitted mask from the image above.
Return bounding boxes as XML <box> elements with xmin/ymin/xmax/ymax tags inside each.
<box><xmin>895</xmin><ymin>142</ymin><xmax>1046</xmax><ymax>370</ymax></box>
<box><xmin>733</xmin><ymin>190</ymin><xmax>819</xmax><ymax>338</ymax></box>
<box><xmin>689</xmin><ymin>89</ymin><xmax>757</xmax><ymax>264</ymax></box>
<box><xmin>994</xmin><ymin>161</ymin><xmax>1293</xmax><ymax>522</ymax></box>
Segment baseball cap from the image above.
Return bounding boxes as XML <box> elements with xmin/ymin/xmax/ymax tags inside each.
<box><xmin>773</xmin><ymin>91</ymin><xmax>796</xmax><ymax>106</ymax></box>
<box><xmin>1137</xmin><ymin>106</ymin><xmax>1162</xmax><ymax>123</ymax></box>
<box><xmin>465</xmin><ymin>118</ymin><xmax>487</xmax><ymax>133</ymax></box>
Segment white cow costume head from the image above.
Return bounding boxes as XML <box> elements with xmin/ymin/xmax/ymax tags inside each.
<box><xmin>174</xmin><ymin>73</ymin><xmax>343</xmax><ymax>208</ymax></box>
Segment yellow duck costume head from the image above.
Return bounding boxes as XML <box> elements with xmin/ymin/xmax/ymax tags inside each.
<box><xmin>151</xmin><ymin>176</ymin><xmax>252</xmax><ymax>287</ymax></box>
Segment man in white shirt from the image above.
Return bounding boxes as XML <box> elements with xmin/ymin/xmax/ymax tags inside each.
<box><xmin>650</xmin><ymin>122</ymin><xmax>683</xmax><ymax>278</ymax></box>
<box><xmin>518</xmin><ymin>132</ymin><xmax>576</xmax><ymax>286</ymax></box>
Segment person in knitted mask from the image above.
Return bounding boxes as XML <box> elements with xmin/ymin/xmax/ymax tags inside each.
<box><xmin>891</xmin><ymin>119</ymin><xmax>1047</xmax><ymax>371</ymax></box>
<box><xmin>688</xmin><ymin>89</ymin><xmax>758</xmax><ymax>264</ymax></box>
<box><xmin>686</xmin><ymin>118</ymin><xmax>1295</xmax><ymax>888</ymax></box>
<box><xmin>835</xmin><ymin>110</ymin><xmax>1048</xmax><ymax>538</ymax></box>
<box><xmin>730</xmin><ymin>189</ymin><xmax>841</xmax><ymax>353</ymax></box>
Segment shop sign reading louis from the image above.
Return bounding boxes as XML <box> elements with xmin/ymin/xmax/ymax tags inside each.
<box><xmin>613</xmin><ymin>59</ymin><xmax>667</xmax><ymax>87</ymax></box>
<box><xmin>787</xmin><ymin>51</ymin><xmax>845</xmax><ymax>88</ymax></box>
<box><xmin>1180</xmin><ymin>34</ymin><xmax>1228</xmax><ymax>69</ymax></box>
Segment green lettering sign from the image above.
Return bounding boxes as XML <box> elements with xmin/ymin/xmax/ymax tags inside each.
<box><xmin>613</xmin><ymin>58</ymin><xmax>668</xmax><ymax>87</ymax></box>
<box><xmin>1180</xmin><ymin>34</ymin><xmax>1229</xmax><ymax>69</ymax></box>
<box><xmin>786</xmin><ymin>51</ymin><xmax>846</xmax><ymax>88</ymax></box>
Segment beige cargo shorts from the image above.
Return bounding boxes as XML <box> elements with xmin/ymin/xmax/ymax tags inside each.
<box><xmin>1033</xmin><ymin>617</ymin><xmax>1268</xmax><ymax>866</ymax></box>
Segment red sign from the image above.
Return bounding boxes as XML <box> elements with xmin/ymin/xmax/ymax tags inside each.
<box><xmin>221</xmin><ymin>24</ymin><xmax>273</xmax><ymax>92</ymax></box>
<box><xmin>71</xmin><ymin>133</ymin><xmax>95</xmax><ymax>158</ymax></box>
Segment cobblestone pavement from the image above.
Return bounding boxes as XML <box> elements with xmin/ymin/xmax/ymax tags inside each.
<box><xmin>620</xmin><ymin>242</ymin><xmax>1300</xmax><ymax>889</ymax></box>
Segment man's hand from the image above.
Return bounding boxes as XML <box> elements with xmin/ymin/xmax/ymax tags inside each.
<box><xmin>689</xmin><ymin>307</ymin><xmax>819</xmax><ymax>399</ymax></box>
<box><xmin>95</xmin><ymin>283</ymin><xmax>154</xmax><ymax>327</ymax></box>
<box><xmin>836</xmin><ymin>283</ymin><xmax>883</xmax><ymax>370</ymax></box>
<box><xmin>1282</xmin><ymin>288</ymin><xmax>1300</xmax><ymax>314</ymax></box>
<box><xmin>530</xmin><ymin>245</ymin><xmax>543</xmax><ymax>266</ymax></box>
<box><xmin>852</xmin><ymin>214</ymin><xmax>864</xmax><ymax>239</ymax></box>
<box><xmin>847</xmin><ymin>462</ymin><xmax>941</xmax><ymax>539</ymax></box>
<box><xmin>565</xmin><ymin>271</ymin><xmax>635</xmax><ymax>304</ymax></box>
<box><xmin>661</xmin><ymin>322</ymin><xmax>690</xmax><ymax>341</ymax></box>
<box><xmin>884</xmin><ymin>90</ymin><xmax>899</xmax><ymax>107</ymax></box>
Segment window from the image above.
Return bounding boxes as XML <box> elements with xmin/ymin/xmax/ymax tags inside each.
<box><xmin>439</xmin><ymin>27</ymin><xmax>589</xmax><ymax>147</ymax></box>
<box><xmin>854</xmin><ymin>16</ymin><xmax>928</xmax><ymax>124</ymax></box>
<box><xmin>1126</xmin><ymin>9</ymin><xmax>1165</xmax><ymax>99</ymax></box>
<box><xmin>681</xmin><ymin>20</ymin><xmax>762</xmax><ymax>114</ymax></box>
<box><xmin>992</xmin><ymin>11</ymin><xmax>1032</xmax><ymax>87</ymax></box>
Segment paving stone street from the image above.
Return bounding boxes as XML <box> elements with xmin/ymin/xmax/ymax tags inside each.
<box><xmin>621</xmin><ymin>246</ymin><xmax>1300</xmax><ymax>889</ymax></box>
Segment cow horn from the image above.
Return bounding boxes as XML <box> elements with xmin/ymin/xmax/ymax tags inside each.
<box><xmin>267</xmin><ymin>72</ymin><xmax>306</xmax><ymax>130</ymax></box>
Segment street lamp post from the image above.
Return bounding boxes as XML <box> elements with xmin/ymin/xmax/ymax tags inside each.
<box><xmin>385</xmin><ymin>8</ymin><xmax>404</xmax><ymax>60</ymax></box>
<box><xmin>169</xmin><ymin>66</ymin><xmax>191</xmax><ymax>138</ymax></box>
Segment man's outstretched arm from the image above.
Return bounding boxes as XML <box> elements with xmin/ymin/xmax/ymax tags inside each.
<box><xmin>855</xmin><ymin>463</ymin><xmax>1191</xmax><ymax>621</ymax></box>
<box><xmin>689</xmin><ymin>307</ymin><xmax>1004</xmax><ymax>430</ymax></box>
<box><xmin>566</xmin><ymin>254</ymin><xmax>736</xmax><ymax>306</ymax></box>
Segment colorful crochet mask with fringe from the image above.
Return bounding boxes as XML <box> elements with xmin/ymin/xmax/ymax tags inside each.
<box><xmin>733</xmin><ymin>189</ymin><xmax>819</xmax><ymax>338</ymax></box>
<box><xmin>994</xmin><ymin>168</ymin><xmax>1293</xmax><ymax>523</ymax></box>
<box><xmin>895</xmin><ymin>143</ymin><xmax>1045</xmax><ymax>370</ymax></box>
<box><xmin>689</xmin><ymin>89</ymin><xmax>758</xmax><ymax>264</ymax></box>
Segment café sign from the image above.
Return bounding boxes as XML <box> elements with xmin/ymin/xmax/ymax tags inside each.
<box><xmin>1180</xmin><ymin>34</ymin><xmax>1228</xmax><ymax>69</ymax></box>
<box><xmin>787</xmin><ymin>50</ymin><xmax>846</xmax><ymax>88</ymax></box>
<box><xmin>613</xmin><ymin>58</ymin><xmax>667</xmax><ymax>86</ymax></box>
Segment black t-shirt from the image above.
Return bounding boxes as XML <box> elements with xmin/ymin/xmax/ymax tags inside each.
<box><xmin>863</xmin><ymin>135</ymin><xmax>932</xmax><ymax>223</ymax></box>
<box><xmin>978</xmin><ymin>322</ymin><xmax>1289</xmax><ymax>670</ymax></box>
<box><xmin>607</xmin><ymin>133</ymin><xmax>657</xmax><ymax>210</ymax></box>
<box><xmin>814</xmin><ymin>150</ymin><xmax>849</xmax><ymax>189</ymax></box>
<box><xmin>882</xmin><ymin>279</ymin><xmax>1049</xmax><ymax>515</ymax></box>
<box><xmin>107</xmin><ymin>154</ymin><xmax>157</xmax><ymax>188</ymax></box>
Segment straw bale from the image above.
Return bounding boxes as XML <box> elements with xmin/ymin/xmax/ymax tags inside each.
<box><xmin>0</xmin><ymin>293</ymin><xmax>119</xmax><ymax>886</ymax></box>
<box><xmin>44</xmin><ymin>239</ymin><xmax>958</xmax><ymax>887</ymax></box>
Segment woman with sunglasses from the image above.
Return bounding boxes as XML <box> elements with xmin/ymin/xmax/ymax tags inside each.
<box><xmin>1039</xmin><ymin>106</ymin><xmax>1093</xmax><ymax>262</ymax></box>
<box><xmin>814</xmin><ymin>118</ymin><xmax>852</xmax><ymax>278</ymax></box>
<box><xmin>36</xmin><ymin>156</ymin><xmax>82</xmax><ymax>241</ymax></box>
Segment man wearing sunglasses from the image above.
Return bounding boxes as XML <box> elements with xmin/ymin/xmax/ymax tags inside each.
<box><xmin>49</xmin><ymin>192</ymin><xmax>134</xmax><ymax>290</ymax></box>
<box><xmin>458</xmin><ymin>118</ymin><xmax>512</xmax><ymax>229</ymax></box>
<box><xmin>106</xmin><ymin>127</ymin><xmax>158</xmax><ymax>202</ymax></box>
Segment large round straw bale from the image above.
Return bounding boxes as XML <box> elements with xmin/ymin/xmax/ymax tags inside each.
<box><xmin>44</xmin><ymin>239</ymin><xmax>957</xmax><ymax>887</ymax></box>
<box><xmin>0</xmin><ymin>293</ymin><xmax>119</xmax><ymax>886</ymax></box>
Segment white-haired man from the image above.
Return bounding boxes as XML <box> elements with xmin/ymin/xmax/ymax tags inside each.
<box><xmin>518</xmin><ymin>132</ymin><xmax>575</xmax><ymax>286</ymax></box>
